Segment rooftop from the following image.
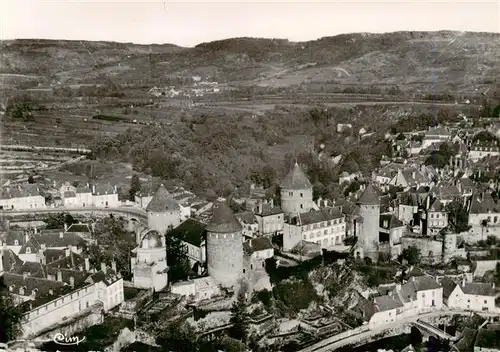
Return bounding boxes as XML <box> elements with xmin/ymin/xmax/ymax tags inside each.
<box><xmin>206</xmin><ymin>201</ymin><xmax>242</xmax><ymax>233</ymax></box>
<box><xmin>281</xmin><ymin>163</ymin><xmax>312</xmax><ymax>190</ymax></box>
<box><xmin>146</xmin><ymin>184</ymin><xmax>180</xmax><ymax>213</ymax></box>
<box><xmin>168</xmin><ymin>218</ymin><xmax>206</xmax><ymax>247</ymax></box>
<box><xmin>358</xmin><ymin>184</ymin><xmax>380</xmax><ymax>205</ymax></box>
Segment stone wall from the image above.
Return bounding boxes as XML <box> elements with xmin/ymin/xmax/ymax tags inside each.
<box><xmin>359</xmin><ymin>204</ymin><xmax>380</xmax><ymax>261</ymax></box>
<box><xmin>280</xmin><ymin>187</ymin><xmax>313</xmax><ymax>214</ymax></box>
<box><xmin>401</xmin><ymin>236</ymin><xmax>443</xmax><ymax>261</ymax></box>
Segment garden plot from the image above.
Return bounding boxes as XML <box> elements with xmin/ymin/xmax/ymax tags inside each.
<box><xmin>0</xmin><ymin>150</ymin><xmax>78</xmax><ymax>176</ymax></box>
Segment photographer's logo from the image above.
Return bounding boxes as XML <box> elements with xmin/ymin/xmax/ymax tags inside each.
<box><xmin>53</xmin><ymin>333</ymin><xmax>86</xmax><ymax>346</ymax></box>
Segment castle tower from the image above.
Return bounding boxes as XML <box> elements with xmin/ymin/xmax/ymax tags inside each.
<box><xmin>280</xmin><ymin>162</ymin><xmax>314</xmax><ymax>214</ymax></box>
<box><xmin>206</xmin><ymin>201</ymin><xmax>244</xmax><ymax>288</ymax></box>
<box><xmin>146</xmin><ymin>184</ymin><xmax>181</xmax><ymax>235</ymax></box>
<box><xmin>131</xmin><ymin>229</ymin><xmax>168</xmax><ymax>291</ymax></box>
<box><xmin>356</xmin><ymin>184</ymin><xmax>380</xmax><ymax>261</ymax></box>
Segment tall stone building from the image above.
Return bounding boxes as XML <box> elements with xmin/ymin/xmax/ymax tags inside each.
<box><xmin>355</xmin><ymin>184</ymin><xmax>380</xmax><ymax>261</ymax></box>
<box><xmin>146</xmin><ymin>184</ymin><xmax>182</xmax><ymax>235</ymax></box>
<box><xmin>206</xmin><ymin>201</ymin><xmax>244</xmax><ymax>288</ymax></box>
<box><xmin>131</xmin><ymin>229</ymin><xmax>169</xmax><ymax>291</ymax></box>
<box><xmin>280</xmin><ymin>162</ymin><xmax>314</xmax><ymax>214</ymax></box>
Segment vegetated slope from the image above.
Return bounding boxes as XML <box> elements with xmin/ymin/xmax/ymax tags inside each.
<box><xmin>1</xmin><ymin>31</ymin><xmax>499</xmax><ymax>93</ymax></box>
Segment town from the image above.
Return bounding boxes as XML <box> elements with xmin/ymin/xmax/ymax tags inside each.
<box><xmin>1</xmin><ymin>113</ymin><xmax>500</xmax><ymax>351</ymax></box>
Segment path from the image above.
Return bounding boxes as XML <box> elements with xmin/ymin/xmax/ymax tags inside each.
<box><xmin>299</xmin><ymin>309</ymin><xmax>498</xmax><ymax>352</ymax></box>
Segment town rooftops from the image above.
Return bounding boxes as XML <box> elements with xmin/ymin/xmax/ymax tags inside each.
<box><xmin>357</xmin><ymin>184</ymin><xmax>380</xmax><ymax>205</ymax></box>
<box><xmin>428</xmin><ymin>198</ymin><xmax>444</xmax><ymax>212</ymax></box>
<box><xmin>237</xmin><ymin>211</ymin><xmax>257</xmax><ymax>225</ymax></box>
<box><xmin>146</xmin><ymin>184</ymin><xmax>180</xmax><ymax>213</ymax></box>
<box><xmin>474</xmin><ymin>326</ymin><xmax>500</xmax><ymax>350</ymax></box>
<box><xmin>281</xmin><ymin>163</ymin><xmax>312</xmax><ymax>190</ymax></box>
<box><xmin>34</xmin><ymin>231</ymin><xmax>87</xmax><ymax>248</ymax></box>
<box><xmin>424</xmin><ymin>126</ymin><xmax>450</xmax><ymax>138</ymax></box>
<box><xmin>469</xmin><ymin>192</ymin><xmax>500</xmax><ymax>214</ymax></box>
<box><xmin>169</xmin><ymin>218</ymin><xmax>206</xmax><ymax>247</ymax></box>
<box><xmin>440</xmin><ymin>277</ymin><xmax>457</xmax><ymax>300</ymax></box>
<box><xmin>86</xmin><ymin>269</ymin><xmax>121</xmax><ymax>287</ymax></box>
<box><xmin>379</xmin><ymin>214</ymin><xmax>405</xmax><ymax>230</ymax></box>
<box><xmin>398</xmin><ymin>276</ymin><xmax>441</xmax><ymax>303</ymax></box>
<box><xmin>65</xmin><ymin>223</ymin><xmax>91</xmax><ymax>233</ymax></box>
<box><xmin>255</xmin><ymin>203</ymin><xmax>283</xmax><ymax>217</ymax></box>
<box><xmin>206</xmin><ymin>201</ymin><xmax>242</xmax><ymax>233</ymax></box>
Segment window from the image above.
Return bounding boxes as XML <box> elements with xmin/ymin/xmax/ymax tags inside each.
<box><xmin>484</xmin><ymin>300</ymin><xmax>487</xmax><ymax>304</ymax></box>
<box><xmin>300</xmin><ymin>204</ymin><xmax>303</xmax><ymax>209</ymax></box>
<box><xmin>300</xmin><ymin>193</ymin><xmax>303</xmax><ymax>198</ymax></box>
<box><xmin>14</xmin><ymin>240</ymin><xmax>19</xmax><ymax>246</ymax></box>
<box><xmin>26</xmin><ymin>247</ymin><xmax>31</xmax><ymax>254</ymax></box>
<box><xmin>289</xmin><ymin>192</ymin><xmax>293</xmax><ymax>196</ymax></box>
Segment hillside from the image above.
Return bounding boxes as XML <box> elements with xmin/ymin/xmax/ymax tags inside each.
<box><xmin>1</xmin><ymin>31</ymin><xmax>499</xmax><ymax>94</ymax></box>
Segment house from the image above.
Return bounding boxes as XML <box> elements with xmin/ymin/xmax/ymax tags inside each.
<box><xmin>389</xmin><ymin>169</ymin><xmax>431</xmax><ymax>190</ymax></box>
<box><xmin>339</xmin><ymin>171</ymin><xmax>360</xmax><ymax>185</ymax></box>
<box><xmin>422</xmin><ymin>127</ymin><xmax>451</xmax><ymax>149</ymax></box>
<box><xmin>447</xmin><ymin>281</ymin><xmax>498</xmax><ymax>313</ymax></box>
<box><xmin>236</xmin><ymin>212</ymin><xmax>259</xmax><ymax>239</ymax></box>
<box><xmin>168</xmin><ymin>218</ymin><xmax>206</xmax><ymax>269</ymax></box>
<box><xmin>135</xmin><ymin>190</ymin><xmax>154</xmax><ymax>209</ymax></box>
<box><xmin>426</xmin><ymin>198</ymin><xmax>448</xmax><ymax>236</ymax></box>
<box><xmin>395</xmin><ymin>276</ymin><xmax>443</xmax><ymax>315</ymax></box>
<box><xmin>92</xmin><ymin>183</ymin><xmax>119</xmax><ymax>208</ymax></box>
<box><xmin>367</xmin><ymin>293</ymin><xmax>404</xmax><ymax>329</ymax></box>
<box><xmin>440</xmin><ymin>277</ymin><xmax>458</xmax><ymax>306</ymax></box>
<box><xmin>379</xmin><ymin>214</ymin><xmax>405</xmax><ymax>259</ymax></box>
<box><xmin>283</xmin><ymin>207</ymin><xmax>346</xmax><ymax>252</ymax></box>
<box><xmin>170</xmin><ymin>276</ymin><xmax>221</xmax><ymax>303</ymax></box>
<box><xmin>254</xmin><ymin>200</ymin><xmax>284</xmax><ymax>237</ymax></box>
<box><xmin>243</xmin><ymin>237</ymin><xmax>274</xmax><ymax>272</ymax></box>
<box><xmin>468</xmin><ymin>192</ymin><xmax>500</xmax><ymax>227</ymax></box>
<box><xmin>0</xmin><ymin>184</ymin><xmax>46</xmax><ymax>210</ymax></box>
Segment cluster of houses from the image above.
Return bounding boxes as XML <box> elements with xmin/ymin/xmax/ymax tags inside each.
<box><xmin>0</xmin><ymin>181</ymin><xmax>120</xmax><ymax>210</ymax></box>
<box><xmin>0</xmin><ymin>223</ymin><xmax>124</xmax><ymax>339</ymax></box>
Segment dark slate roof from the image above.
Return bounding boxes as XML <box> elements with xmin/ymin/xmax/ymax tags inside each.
<box><xmin>454</xmin><ymin>328</ymin><xmax>478</xmax><ymax>352</ymax></box>
<box><xmin>425</xmin><ymin>126</ymin><xmax>450</xmax><ymax>137</ymax></box>
<box><xmin>475</xmin><ymin>328</ymin><xmax>500</xmax><ymax>349</ymax></box>
<box><xmin>243</xmin><ymin>237</ymin><xmax>273</xmax><ymax>256</ymax></box>
<box><xmin>146</xmin><ymin>184</ymin><xmax>180</xmax><ymax>212</ymax></box>
<box><xmin>280</xmin><ymin>163</ymin><xmax>312</xmax><ymax>190</ymax></box>
<box><xmin>399</xmin><ymin>276</ymin><xmax>441</xmax><ymax>303</ymax></box>
<box><xmin>374</xmin><ymin>295</ymin><xmax>404</xmax><ymax>312</ymax></box>
<box><xmin>255</xmin><ymin>203</ymin><xmax>283</xmax><ymax>217</ymax></box>
<box><xmin>86</xmin><ymin>269</ymin><xmax>121</xmax><ymax>287</ymax></box>
<box><xmin>469</xmin><ymin>192</ymin><xmax>500</xmax><ymax>214</ymax></box>
<box><xmin>298</xmin><ymin>207</ymin><xmax>343</xmax><ymax>226</ymax></box>
<box><xmin>34</xmin><ymin>231</ymin><xmax>87</xmax><ymax>248</ymax></box>
<box><xmin>169</xmin><ymin>218</ymin><xmax>206</xmax><ymax>247</ymax></box>
<box><xmin>0</xmin><ymin>231</ymin><xmax>26</xmax><ymax>246</ymax></box>
<box><xmin>440</xmin><ymin>277</ymin><xmax>457</xmax><ymax>300</ymax></box>
<box><xmin>1</xmin><ymin>248</ymin><xmax>23</xmax><ymax>272</ymax></box>
<box><xmin>93</xmin><ymin>183</ymin><xmax>115</xmax><ymax>195</ymax></box>
<box><xmin>379</xmin><ymin>214</ymin><xmax>405</xmax><ymax>230</ymax></box>
<box><xmin>206</xmin><ymin>201</ymin><xmax>243</xmax><ymax>233</ymax></box>
<box><xmin>46</xmin><ymin>251</ymin><xmax>86</xmax><ymax>269</ymax></box>
<box><xmin>358</xmin><ymin>184</ymin><xmax>380</xmax><ymax>205</ymax></box>
<box><xmin>461</xmin><ymin>283</ymin><xmax>496</xmax><ymax>296</ymax></box>
<box><xmin>429</xmin><ymin>198</ymin><xmax>444</xmax><ymax>212</ymax></box>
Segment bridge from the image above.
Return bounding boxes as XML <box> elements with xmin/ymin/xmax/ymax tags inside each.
<box><xmin>411</xmin><ymin>320</ymin><xmax>456</xmax><ymax>341</ymax></box>
<box><xmin>298</xmin><ymin>310</ymin><xmax>499</xmax><ymax>352</ymax></box>
<box><xmin>3</xmin><ymin>206</ymin><xmax>148</xmax><ymax>225</ymax></box>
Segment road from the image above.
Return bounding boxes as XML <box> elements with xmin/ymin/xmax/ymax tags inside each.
<box><xmin>300</xmin><ymin>309</ymin><xmax>498</xmax><ymax>352</ymax></box>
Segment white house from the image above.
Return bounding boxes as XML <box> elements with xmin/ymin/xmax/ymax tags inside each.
<box><xmin>0</xmin><ymin>184</ymin><xmax>46</xmax><ymax>211</ymax></box>
<box><xmin>171</xmin><ymin>276</ymin><xmax>221</xmax><ymax>303</ymax></box>
<box><xmin>427</xmin><ymin>198</ymin><xmax>449</xmax><ymax>236</ymax></box>
<box><xmin>243</xmin><ymin>237</ymin><xmax>274</xmax><ymax>272</ymax></box>
<box><xmin>395</xmin><ymin>276</ymin><xmax>443</xmax><ymax>316</ymax></box>
<box><xmin>468</xmin><ymin>141</ymin><xmax>500</xmax><ymax>162</ymax></box>
<box><xmin>447</xmin><ymin>281</ymin><xmax>498</xmax><ymax>313</ymax></box>
<box><xmin>468</xmin><ymin>192</ymin><xmax>500</xmax><ymax>227</ymax></box>
<box><xmin>169</xmin><ymin>218</ymin><xmax>207</xmax><ymax>269</ymax></box>
<box><xmin>283</xmin><ymin>207</ymin><xmax>346</xmax><ymax>251</ymax></box>
<box><xmin>368</xmin><ymin>293</ymin><xmax>404</xmax><ymax>329</ymax></box>
<box><xmin>92</xmin><ymin>183</ymin><xmax>119</xmax><ymax>208</ymax></box>
<box><xmin>254</xmin><ymin>200</ymin><xmax>284</xmax><ymax>237</ymax></box>
<box><xmin>421</xmin><ymin>127</ymin><xmax>451</xmax><ymax>149</ymax></box>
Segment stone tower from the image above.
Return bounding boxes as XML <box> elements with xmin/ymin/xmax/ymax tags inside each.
<box><xmin>280</xmin><ymin>162</ymin><xmax>314</xmax><ymax>214</ymax></box>
<box><xmin>146</xmin><ymin>184</ymin><xmax>182</xmax><ymax>235</ymax></box>
<box><xmin>206</xmin><ymin>201</ymin><xmax>244</xmax><ymax>288</ymax></box>
<box><xmin>356</xmin><ymin>184</ymin><xmax>380</xmax><ymax>261</ymax></box>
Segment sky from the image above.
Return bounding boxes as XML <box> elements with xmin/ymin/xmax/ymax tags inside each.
<box><xmin>1</xmin><ymin>0</ymin><xmax>499</xmax><ymax>47</ymax></box>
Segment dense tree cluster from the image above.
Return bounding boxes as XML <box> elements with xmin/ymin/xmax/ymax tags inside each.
<box><xmin>0</xmin><ymin>277</ymin><xmax>24</xmax><ymax>343</ymax></box>
<box><xmin>445</xmin><ymin>199</ymin><xmax>471</xmax><ymax>234</ymax></box>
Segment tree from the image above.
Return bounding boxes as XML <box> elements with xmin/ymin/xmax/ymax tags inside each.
<box><xmin>165</xmin><ymin>232</ymin><xmax>192</xmax><ymax>283</ymax></box>
<box><xmin>229</xmin><ymin>294</ymin><xmax>249</xmax><ymax>343</ymax></box>
<box><xmin>0</xmin><ymin>277</ymin><xmax>24</xmax><ymax>342</ymax></box>
<box><xmin>156</xmin><ymin>319</ymin><xmax>199</xmax><ymax>352</ymax></box>
<box><xmin>445</xmin><ymin>199</ymin><xmax>471</xmax><ymax>234</ymax></box>
<box><xmin>44</xmin><ymin>212</ymin><xmax>76</xmax><ymax>229</ymax></box>
<box><xmin>128</xmin><ymin>174</ymin><xmax>141</xmax><ymax>201</ymax></box>
<box><xmin>401</xmin><ymin>246</ymin><xmax>421</xmax><ymax>265</ymax></box>
<box><xmin>27</xmin><ymin>175</ymin><xmax>35</xmax><ymax>184</ymax></box>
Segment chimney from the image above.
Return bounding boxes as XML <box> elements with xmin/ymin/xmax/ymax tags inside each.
<box><xmin>136</xmin><ymin>228</ymin><xmax>142</xmax><ymax>245</ymax></box>
<box><xmin>84</xmin><ymin>257</ymin><xmax>90</xmax><ymax>271</ymax></box>
<box><xmin>161</xmin><ymin>235</ymin><xmax>166</xmax><ymax>247</ymax></box>
<box><xmin>23</xmin><ymin>272</ymin><xmax>28</xmax><ymax>280</ymax></box>
<box><xmin>69</xmin><ymin>277</ymin><xmax>75</xmax><ymax>288</ymax></box>
<box><xmin>38</xmin><ymin>250</ymin><xmax>46</xmax><ymax>265</ymax></box>
<box><xmin>56</xmin><ymin>270</ymin><xmax>63</xmax><ymax>282</ymax></box>
<box><xmin>64</xmin><ymin>247</ymin><xmax>70</xmax><ymax>257</ymax></box>
<box><xmin>412</xmin><ymin>171</ymin><xmax>416</xmax><ymax>179</ymax></box>
<box><xmin>317</xmin><ymin>197</ymin><xmax>322</xmax><ymax>207</ymax></box>
<box><xmin>92</xmin><ymin>184</ymin><xmax>96</xmax><ymax>194</ymax></box>
<box><xmin>64</xmin><ymin>223</ymin><xmax>68</xmax><ymax>232</ymax></box>
<box><xmin>111</xmin><ymin>260</ymin><xmax>117</xmax><ymax>272</ymax></box>
<box><xmin>101</xmin><ymin>262</ymin><xmax>107</xmax><ymax>274</ymax></box>
<box><xmin>257</xmin><ymin>201</ymin><xmax>263</xmax><ymax>214</ymax></box>
<box><xmin>59</xmin><ymin>231</ymin><xmax>63</xmax><ymax>239</ymax></box>
<box><xmin>34</xmin><ymin>227</ymin><xmax>38</xmax><ymax>234</ymax></box>
<box><xmin>396</xmin><ymin>284</ymin><xmax>401</xmax><ymax>292</ymax></box>
<box><xmin>114</xmin><ymin>185</ymin><xmax>117</xmax><ymax>193</ymax></box>
<box><xmin>270</xmin><ymin>198</ymin><xmax>274</xmax><ymax>208</ymax></box>
<box><xmin>41</xmin><ymin>243</ymin><xmax>46</xmax><ymax>251</ymax></box>
<box><xmin>25</xmin><ymin>232</ymin><xmax>30</xmax><ymax>244</ymax></box>
<box><xmin>249</xmin><ymin>239</ymin><xmax>253</xmax><ymax>247</ymax></box>
<box><xmin>461</xmin><ymin>277</ymin><xmax>466</xmax><ymax>287</ymax></box>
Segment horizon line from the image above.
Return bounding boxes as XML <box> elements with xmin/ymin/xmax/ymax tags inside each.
<box><xmin>1</xmin><ymin>29</ymin><xmax>498</xmax><ymax>48</ymax></box>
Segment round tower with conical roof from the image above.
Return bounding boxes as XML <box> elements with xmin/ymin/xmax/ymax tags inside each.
<box><xmin>280</xmin><ymin>163</ymin><xmax>314</xmax><ymax>214</ymax></box>
<box><xmin>356</xmin><ymin>184</ymin><xmax>380</xmax><ymax>261</ymax></box>
<box><xmin>146</xmin><ymin>184</ymin><xmax>181</xmax><ymax>235</ymax></box>
<box><xmin>206</xmin><ymin>201</ymin><xmax>244</xmax><ymax>288</ymax></box>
